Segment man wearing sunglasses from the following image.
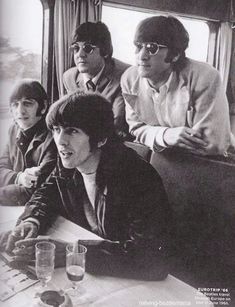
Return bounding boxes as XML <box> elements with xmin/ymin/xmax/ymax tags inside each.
<box><xmin>0</xmin><ymin>79</ymin><xmax>57</xmax><ymax>206</ymax></box>
<box><xmin>121</xmin><ymin>16</ymin><xmax>235</xmax><ymax>156</ymax></box>
<box><xmin>63</xmin><ymin>21</ymin><xmax>130</xmax><ymax>140</ymax></box>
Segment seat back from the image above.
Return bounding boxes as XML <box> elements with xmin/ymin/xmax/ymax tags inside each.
<box><xmin>150</xmin><ymin>149</ymin><xmax>235</xmax><ymax>272</ymax></box>
<box><xmin>124</xmin><ymin>141</ymin><xmax>152</xmax><ymax>161</ymax></box>
<box><xmin>150</xmin><ymin>149</ymin><xmax>235</xmax><ymax>215</ymax></box>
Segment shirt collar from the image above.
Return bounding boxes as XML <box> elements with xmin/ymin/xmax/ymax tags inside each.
<box><xmin>17</xmin><ymin>118</ymin><xmax>45</xmax><ymax>140</ymax></box>
<box><xmin>83</xmin><ymin>65</ymin><xmax>105</xmax><ymax>86</ymax></box>
<box><xmin>145</xmin><ymin>71</ymin><xmax>174</xmax><ymax>94</ymax></box>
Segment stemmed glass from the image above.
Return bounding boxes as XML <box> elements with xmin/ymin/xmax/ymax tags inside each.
<box><xmin>35</xmin><ymin>241</ymin><xmax>55</xmax><ymax>294</ymax></box>
<box><xmin>66</xmin><ymin>243</ymin><xmax>87</xmax><ymax>297</ymax></box>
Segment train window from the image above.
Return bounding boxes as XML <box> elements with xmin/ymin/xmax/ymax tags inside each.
<box><xmin>0</xmin><ymin>0</ymin><xmax>43</xmax><ymax>151</ymax></box>
<box><xmin>102</xmin><ymin>4</ymin><xmax>209</xmax><ymax>65</ymax></box>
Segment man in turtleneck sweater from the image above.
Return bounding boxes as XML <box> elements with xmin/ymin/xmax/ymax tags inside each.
<box><xmin>4</xmin><ymin>92</ymin><xmax>172</xmax><ymax>281</ymax></box>
<box><xmin>0</xmin><ymin>79</ymin><xmax>57</xmax><ymax>205</ymax></box>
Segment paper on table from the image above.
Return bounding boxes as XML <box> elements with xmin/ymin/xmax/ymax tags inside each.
<box><xmin>0</xmin><ymin>207</ymin><xmax>24</xmax><ymax>224</ymax></box>
<box><xmin>0</xmin><ymin>207</ymin><xmax>24</xmax><ymax>233</ymax></box>
<box><xmin>0</xmin><ymin>213</ymin><xmax>103</xmax><ymax>302</ymax></box>
<box><xmin>47</xmin><ymin>216</ymin><xmax>103</xmax><ymax>242</ymax></box>
<box><xmin>0</xmin><ymin>257</ymin><xmax>38</xmax><ymax>302</ymax></box>
<box><xmin>0</xmin><ymin>206</ymin><xmax>103</xmax><ymax>243</ymax></box>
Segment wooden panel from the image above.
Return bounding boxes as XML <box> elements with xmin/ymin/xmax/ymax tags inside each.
<box><xmin>105</xmin><ymin>0</ymin><xmax>233</xmax><ymax>21</ymax></box>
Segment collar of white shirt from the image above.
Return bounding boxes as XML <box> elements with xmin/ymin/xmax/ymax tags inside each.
<box><xmin>145</xmin><ymin>71</ymin><xmax>174</xmax><ymax>94</ymax></box>
<box><xmin>83</xmin><ymin>65</ymin><xmax>105</xmax><ymax>86</ymax></box>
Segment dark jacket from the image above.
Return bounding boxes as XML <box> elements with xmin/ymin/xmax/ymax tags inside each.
<box><xmin>63</xmin><ymin>58</ymin><xmax>129</xmax><ymax>138</ymax></box>
<box><xmin>0</xmin><ymin>120</ymin><xmax>57</xmax><ymax>205</ymax></box>
<box><xmin>19</xmin><ymin>141</ymin><xmax>171</xmax><ymax>280</ymax></box>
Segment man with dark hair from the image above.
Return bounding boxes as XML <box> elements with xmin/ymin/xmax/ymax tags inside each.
<box><xmin>121</xmin><ymin>15</ymin><xmax>235</xmax><ymax>156</ymax></box>
<box><xmin>0</xmin><ymin>79</ymin><xmax>57</xmax><ymax>205</ymax></box>
<box><xmin>63</xmin><ymin>21</ymin><xmax>130</xmax><ymax>139</ymax></box>
<box><xmin>3</xmin><ymin>91</ymin><xmax>171</xmax><ymax>280</ymax></box>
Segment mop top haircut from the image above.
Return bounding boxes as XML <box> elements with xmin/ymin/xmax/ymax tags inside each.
<box><xmin>72</xmin><ymin>21</ymin><xmax>113</xmax><ymax>60</ymax></box>
<box><xmin>9</xmin><ymin>79</ymin><xmax>48</xmax><ymax>116</ymax></box>
<box><xmin>46</xmin><ymin>91</ymin><xmax>115</xmax><ymax>150</ymax></box>
<box><xmin>135</xmin><ymin>15</ymin><xmax>189</xmax><ymax>66</ymax></box>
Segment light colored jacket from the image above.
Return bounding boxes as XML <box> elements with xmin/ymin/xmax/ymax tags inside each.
<box><xmin>121</xmin><ymin>58</ymin><xmax>234</xmax><ymax>155</ymax></box>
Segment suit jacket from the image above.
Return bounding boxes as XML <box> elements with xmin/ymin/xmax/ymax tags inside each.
<box><xmin>19</xmin><ymin>141</ymin><xmax>171</xmax><ymax>280</ymax></box>
<box><xmin>0</xmin><ymin>120</ymin><xmax>57</xmax><ymax>205</ymax></box>
<box><xmin>121</xmin><ymin>58</ymin><xmax>234</xmax><ymax>155</ymax></box>
<box><xmin>63</xmin><ymin>58</ymin><xmax>129</xmax><ymax>137</ymax></box>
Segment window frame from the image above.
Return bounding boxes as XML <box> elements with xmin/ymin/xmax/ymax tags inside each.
<box><xmin>102</xmin><ymin>1</ymin><xmax>219</xmax><ymax>66</ymax></box>
<box><xmin>40</xmin><ymin>0</ymin><xmax>55</xmax><ymax>103</ymax></box>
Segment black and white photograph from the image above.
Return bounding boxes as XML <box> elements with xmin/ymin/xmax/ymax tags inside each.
<box><xmin>0</xmin><ymin>0</ymin><xmax>235</xmax><ymax>306</ymax></box>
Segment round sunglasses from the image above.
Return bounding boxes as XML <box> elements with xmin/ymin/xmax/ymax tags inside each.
<box><xmin>134</xmin><ymin>42</ymin><xmax>167</xmax><ymax>55</ymax></box>
<box><xmin>70</xmin><ymin>43</ymin><xmax>97</xmax><ymax>55</ymax></box>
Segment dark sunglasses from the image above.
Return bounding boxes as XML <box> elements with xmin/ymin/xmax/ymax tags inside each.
<box><xmin>70</xmin><ymin>43</ymin><xmax>97</xmax><ymax>55</ymax></box>
<box><xmin>134</xmin><ymin>42</ymin><xmax>167</xmax><ymax>55</ymax></box>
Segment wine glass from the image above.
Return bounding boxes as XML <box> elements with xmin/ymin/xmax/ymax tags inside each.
<box><xmin>66</xmin><ymin>243</ymin><xmax>87</xmax><ymax>297</ymax></box>
<box><xmin>35</xmin><ymin>241</ymin><xmax>55</xmax><ymax>294</ymax></box>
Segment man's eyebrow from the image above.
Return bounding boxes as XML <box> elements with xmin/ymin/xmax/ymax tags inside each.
<box><xmin>11</xmin><ymin>99</ymin><xmax>35</xmax><ymax>103</ymax></box>
<box><xmin>65</xmin><ymin>126</ymin><xmax>80</xmax><ymax>130</ymax></box>
<box><xmin>22</xmin><ymin>100</ymin><xmax>35</xmax><ymax>104</ymax></box>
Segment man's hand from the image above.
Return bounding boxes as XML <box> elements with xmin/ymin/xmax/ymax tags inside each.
<box><xmin>163</xmin><ymin>127</ymin><xmax>208</xmax><ymax>153</ymax></box>
<box><xmin>5</xmin><ymin>222</ymin><xmax>38</xmax><ymax>253</ymax></box>
<box><xmin>11</xmin><ymin>237</ymin><xmax>67</xmax><ymax>268</ymax></box>
<box><xmin>17</xmin><ymin>166</ymin><xmax>42</xmax><ymax>188</ymax></box>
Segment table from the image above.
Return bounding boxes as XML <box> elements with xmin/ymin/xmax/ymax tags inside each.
<box><xmin>0</xmin><ymin>207</ymin><xmax>214</xmax><ymax>307</ymax></box>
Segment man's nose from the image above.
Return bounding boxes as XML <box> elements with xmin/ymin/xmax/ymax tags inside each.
<box><xmin>74</xmin><ymin>47</ymin><xmax>86</xmax><ymax>58</ymax></box>
<box><xmin>138</xmin><ymin>46</ymin><xmax>149</xmax><ymax>60</ymax></box>
<box><xmin>56</xmin><ymin>130</ymin><xmax>68</xmax><ymax>146</ymax></box>
<box><xmin>17</xmin><ymin>103</ymin><xmax>26</xmax><ymax>114</ymax></box>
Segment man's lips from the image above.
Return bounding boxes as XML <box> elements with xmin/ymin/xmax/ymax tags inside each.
<box><xmin>138</xmin><ymin>63</ymin><xmax>150</xmax><ymax>67</ymax></box>
<box><xmin>59</xmin><ymin>150</ymin><xmax>73</xmax><ymax>158</ymax></box>
<box><xmin>77</xmin><ymin>61</ymin><xmax>87</xmax><ymax>65</ymax></box>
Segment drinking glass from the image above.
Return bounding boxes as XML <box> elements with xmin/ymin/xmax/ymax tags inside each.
<box><xmin>35</xmin><ymin>241</ymin><xmax>55</xmax><ymax>293</ymax></box>
<box><xmin>66</xmin><ymin>243</ymin><xmax>87</xmax><ymax>297</ymax></box>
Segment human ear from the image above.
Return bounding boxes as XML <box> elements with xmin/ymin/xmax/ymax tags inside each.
<box><xmin>172</xmin><ymin>54</ymin><xmax>180</xmax><ymax>62</ymax></box>
<box><xmin>40</xmin><ymin>101</ymin><xmax>47</xmax><ymax>115</ymax></box>
<box><xmin>97</xmin><ymin>138</ymin><xmax>107</xmax><ymax>148</ymax></box>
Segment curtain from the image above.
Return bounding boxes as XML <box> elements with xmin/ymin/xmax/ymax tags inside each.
<box><xmin>214</xmin><ymin>22</ymin><xmax>233</xmax><ymax>90</ymax></box>
<box><xmin>54</xmin><ymin>0</ymin><xmax>102</xmax><ymax>97</ymax></box>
